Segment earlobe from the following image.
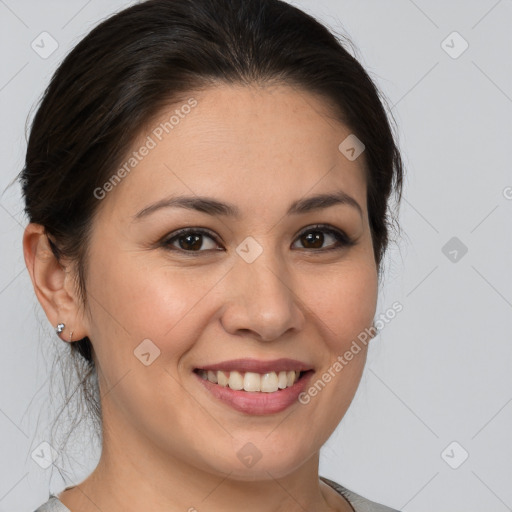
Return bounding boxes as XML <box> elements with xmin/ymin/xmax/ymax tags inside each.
<box><xmin>56</xmin><ymin>323</ymin><xmax>75</xmax><ymax>342</ymax></box>
<box><xmin>22</xmin><ymin>223</ymin><xmax>88</xmax><ymax>342</ymax></box>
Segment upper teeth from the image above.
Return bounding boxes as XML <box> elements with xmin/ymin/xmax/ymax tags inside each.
<box><xmin>197</xmin><ymin>370</ymin><xmax>301</xmax><ymax>392</ymax></box>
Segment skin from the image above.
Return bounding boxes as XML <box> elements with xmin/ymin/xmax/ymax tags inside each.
<box><xmin>23</xmin><ymin>84</ymin><xmax>378</xmax><ymax>512</ymax></box>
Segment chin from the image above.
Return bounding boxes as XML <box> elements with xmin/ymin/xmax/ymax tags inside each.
<box><xmin>199</xmin><ymin>442</ymin><xmax>311</xmax><ymax>482</ymax></box>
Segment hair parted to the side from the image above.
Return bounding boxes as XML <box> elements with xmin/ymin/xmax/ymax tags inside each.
<box><xmin>19</xmin><ymin>0</ymin><xmax>404</xmax><ymax>460</ymax></box>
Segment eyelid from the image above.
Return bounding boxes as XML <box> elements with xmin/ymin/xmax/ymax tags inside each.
<box><xmin>293</xmin><ymin>223</ymin><xmax>356</xmax><ymax>250</ymax></box>
<box><xmin>161</xmin><ymin>227</ymin><xmax>222</xmax><ymax>250</ymax></box>
<box><xmin>160</xmin><ymin>223</ymin><xmax>357</xmax><ymax>255</ymax></box>
<box><xmin>295</xmin><ymin>223</ymin><xmax>349</xmax><ymax>240</ymax></box>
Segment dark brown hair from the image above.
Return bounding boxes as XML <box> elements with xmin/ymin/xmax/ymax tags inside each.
<box><xmin>19</xmin><ymin>0</ymin><xmax>404</xmax><ymax>445</ymax></box>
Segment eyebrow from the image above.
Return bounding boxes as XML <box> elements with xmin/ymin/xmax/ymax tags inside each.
<box><xmin>133</xmin><ymin>190</ymin><xmax>363</xmax><ymax>221</ymax></box>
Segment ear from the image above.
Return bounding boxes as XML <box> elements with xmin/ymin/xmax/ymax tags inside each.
<box><xmin>22</xmin><ymin>223</ymin><xmax>89</xmax><ymax>342</ymax></box>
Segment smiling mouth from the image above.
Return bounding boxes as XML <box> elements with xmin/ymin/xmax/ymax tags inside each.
<box><xmin>193</xmin><ymin>369</ymin><xmax>310</xmax><ymax>393</ymax></box>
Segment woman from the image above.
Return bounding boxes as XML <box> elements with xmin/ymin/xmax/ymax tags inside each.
<box><xmin>21</xmin><ymin>0</ymin><xmax>404</xmax><ymax>510</ymax></box>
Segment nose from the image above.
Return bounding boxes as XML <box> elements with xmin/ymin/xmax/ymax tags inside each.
<box><xmin>219</xmin><ymin>248</ymin><xmax>305</xmax><ymax>342</ymax></box>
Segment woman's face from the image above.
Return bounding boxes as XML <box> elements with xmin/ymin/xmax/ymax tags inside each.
<box><xmin>80</xmin><ymin>84</ymin><xmax>378</xmax><ymax>480</ymax></box>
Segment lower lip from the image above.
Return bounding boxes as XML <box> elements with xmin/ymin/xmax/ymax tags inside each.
<box><xmin>194</xmin><ymin>371</ymin><xmax>314</xmax><ymax>415</ymax></box>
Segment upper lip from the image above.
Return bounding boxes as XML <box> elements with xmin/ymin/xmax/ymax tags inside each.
<box><xmin>195</xmin><ymin>358</ymin><xmax>313</xmax><ymax>373</ymax></box>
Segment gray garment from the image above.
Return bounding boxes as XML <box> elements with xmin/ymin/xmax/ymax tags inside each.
<box><xmin>320</xmin><ymin>477</ymin><xmax>400</xmax><ymax>512</ymax></box>
<box><xmin>33</xmin><ymin>477</ymin><xmax>400</xmax><ymax>512</ymax></box>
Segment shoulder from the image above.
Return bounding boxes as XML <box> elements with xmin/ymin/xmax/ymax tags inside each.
<box><xmin>320</xmin><ymin>476</ymin><xmax>401</xmax><ymax>512</ymax></box>
<box><xmin>33</xmin><ymin>495</ymin><xmax>71</xmax><ymax>512</ymax></box>
<box><xmin>35</xmin><ymin>481</ymin><xmax>399</xmax><ymax>512</ymax></box>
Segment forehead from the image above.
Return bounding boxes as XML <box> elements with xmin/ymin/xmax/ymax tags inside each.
<box><xmin>96</xmin><ymin>84</ymin><xmax>368</xmax><ymax>222</ymax></box>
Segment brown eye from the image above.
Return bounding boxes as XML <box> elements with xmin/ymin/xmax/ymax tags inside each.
<box><xmin>299</xmin><ymin>231</ymin><xmax>325</xmax><ymax>249</ymax></box>
<box><xmin>161</xmin><ymin>224</ymin><xmax>355</xmax><ymax>255</ymax></box>
<box><xmin>292</xmin><ymin>225</ymin><xmax>355</xmax><ymax>251</ymax></box>
<box><xmin>177</xmin><ymin>233</ymin><xmax>203</xmax><ymax>251</ymax></box>
<box><xmin>163</xmin><ymin>228</ymin><xmax>221</xmax><ymax>252</ymax></box>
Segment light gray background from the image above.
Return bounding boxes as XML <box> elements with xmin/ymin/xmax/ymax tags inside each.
<box><xmin>1</xmin><ymin>1</ymin><xmax>511</xmax><ymax>511</ymax></box>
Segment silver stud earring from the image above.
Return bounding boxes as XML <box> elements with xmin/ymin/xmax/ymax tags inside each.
<box><xmin>56</xmin><ymin>323</ymin><xmax>65</xmax><ymax>334</ymax></box>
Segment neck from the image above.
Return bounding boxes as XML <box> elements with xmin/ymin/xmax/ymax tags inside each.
<box><xmin>59</xmin><ymin>424</ymin><xmax>349</xmax><ymax>512</ymax></box>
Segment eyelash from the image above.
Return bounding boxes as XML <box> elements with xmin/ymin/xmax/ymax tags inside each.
<box><xmin>160</xmin><ymin>224</ymin><xmax>356</xmax><ymax>255</ymax></box>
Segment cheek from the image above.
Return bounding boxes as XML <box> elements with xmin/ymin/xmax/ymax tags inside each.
<box><xmin>83</xmin><ymin>248</ymin><xmax>215</xmax><ymax>423</ymax></box>
<box><xmin>86</xmin><ymin>238</ymin><xmax>377</xmax><ymax>374</ymax></box>
<box><xmin>295</xmin><ymin>257</ymin><xmax>377</xmax><ymax>415</ymax></box>
<box><xmin>302</xmin><ymin>258</ymin><xmax>378</xmax><ymax>348</ymax></box>
<box><xmin>85</xmin><ymin>245</ymin><xmax>224</xmax><ymax>367</ymax></box>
